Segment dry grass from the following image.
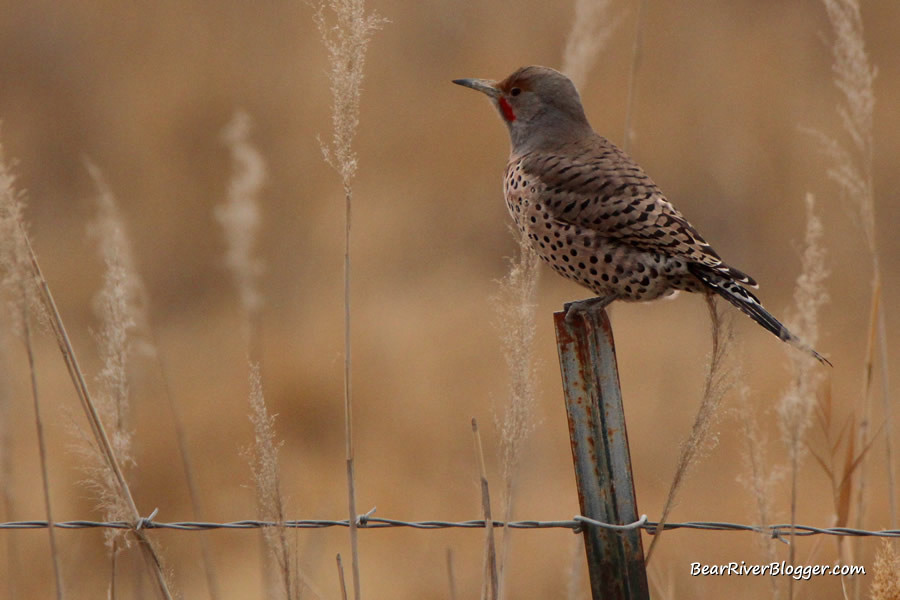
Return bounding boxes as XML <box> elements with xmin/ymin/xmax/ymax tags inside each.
<box><xmin>647</xmin><ymin>294</ymin><xmax>734</xmax><ymax>562</ymax></box>
<box><xmin>471</xmin><ymin>418</ymin><xmax>498</xmax><ymax>600</ymax></box>
<box><xmin>735</xmin><ymin>385</ymin><xmax>781</xmax><ymax>600</ymax></box>
<box><xmin>775</xmin><ymin>194</ymin><xmax>828</xmax><ymax>599</ymax></box>
<box><xmin>490</xmin><ymin>227</ymin><xmax>539</xmax><ymax>597</ymax></box>
<box><xmin>870</xmin><ymin>541</ymin><xmax>900</xmax><ymax>600</ymax></box>
<box><xmin>1</xmin><ymin>144</ymin><xmax>62</xmax><ymax>599</ymax></box>
<box><xmin>92</xmin><ymin>162</ymin><xmax>224</xmax><ymax>599</ymax></box>
<box><xmin>2</xmin><ymin>143</ymin><xmax>172</xmax><ymax>597</ymax></box>
<box><xmin>810</xmin><ymin>3</ymin><xmax>889</xmax><ymax>595</ymax></box>
<box><xmin>245</xmin><ymin>361</ymin><xmax>322</xmax><ymax>600</ymax></box>
<box><xmin>0</xmin><ymin>330</ymin><xmax>16</xmax><ymax>600</ymax></box>
<box><xmin>813</xmin><ymin>0</ymin><xmax>893</xmax><ymax>537</ymax></box>
<box><xmin>315</xmin><ymin>1</ymin><xmax>384</xmax><ymax>598</ymax></box>
<box><xmin>0</xmin><ymin>2</ymin><xmax>897</xmax><ymax>598</ymax></box>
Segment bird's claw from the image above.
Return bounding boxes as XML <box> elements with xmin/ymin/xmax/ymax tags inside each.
<box><xmin>564</xmin><ymin>296</ymin><xmax>614</xmax><ymax>324</ymax></box>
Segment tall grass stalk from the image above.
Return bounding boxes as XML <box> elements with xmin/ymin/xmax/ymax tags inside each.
<box><xmin>214</xmin><ymin>112</ymin><xmax>272</xmax><ymax>595</ymax></box>
<box><xmin>1</xmin><ymin>141</ymin><xmax>64</xmax><ymax>598</ymax></box>
<box><xmin>736</xmin><ymin>385</ymin><xmax>780</xmax><ymax>600</ymax></box>
<box><xmin>814</xmin><ymin>0</ymin><xmax>892</xmax><ymax>532</ymax></box>
<box><xmin>776</xmin><ymin>194</ymin><xmax>828</xmax><ymax>599</ymax></box>
<box><xmin>336</xmin><ymin>554</ymin><xmax>349</xmax><ymax>600</ymax></box>
<box><xmin>0</xmin><ymin>332</ymin><xmax>16</xmax><ymax>600</ymax></box>
<box><xmin>315</xmin><ymin>2</ymin><xmax>384</xmax><ymax>599</ymax></box>
<box><xmin>23</xmin><ymin>313</ymin><xmax>64</xmax><ymax>599</ymax></box>
<box><xmin>810</xmin><ymin>3</ymin><xmax>886</xmax><ymax>595</ymax></box>
<box><xmin>246</xmin><ymin>361</ymin><xmax>312</xmax><ymax>600</ymax></box>
<box><xmin>471</xmin><ymin>418</ymin><xmax>498</xmax><ymax>600</ymax></box>
<box><xmin>10</xmin><ymin>179</ymin><xmax>171</xmax><ymax>597</ymax></box>
<box><xmin>446</xmin><ymin>548</ymin><xmax>458</xmax><ymax>600</ymax></box>
<box><xmin>646</xmin><ymin>295</ymin><xmax>733</xmax><ymax>562</ymax></box>
<box><xmin>89</xmin><ymin>162</ymin><xmax>222</xmax><ymax>599</ymax></box>
<box><xmin>490</xmin><ymin>228</ymin><xmax>538</xmax><ymax>598</ymax></box>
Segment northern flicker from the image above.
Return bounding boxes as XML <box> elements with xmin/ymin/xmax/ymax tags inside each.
<box><xmin>454</xmin><ymin>65</ymin><xmax>828</xmax><ymax>364</ymax></box>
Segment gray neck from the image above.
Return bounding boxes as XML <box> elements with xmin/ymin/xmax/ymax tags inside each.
<box><xmin>507</xmin><ymin>109</ymin><xmax>593</xmax><ymax>157</ymax></box>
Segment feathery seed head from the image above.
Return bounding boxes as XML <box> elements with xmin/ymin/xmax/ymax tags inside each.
<box><xmin>453</xmin><ymin>65</ymin><xmax>592</xmax><ymax>155</ymax></box>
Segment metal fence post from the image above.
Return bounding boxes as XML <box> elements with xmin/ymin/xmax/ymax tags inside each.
<box><xmin>553</xmin><ymin>307</ymin><xmax>649</xmax><ymax>600</ymax></box>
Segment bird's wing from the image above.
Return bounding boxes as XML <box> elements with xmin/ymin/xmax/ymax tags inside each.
<box><xmin>519</xmin><ymin>140</ymin><xmax>756</xmax><ymax>285</ymax></box>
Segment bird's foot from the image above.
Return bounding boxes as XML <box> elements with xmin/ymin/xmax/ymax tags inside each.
<box><xmin>564</xmin><ymin>296</ymin><xmax>615</xmax><ymax>324</ymax></box>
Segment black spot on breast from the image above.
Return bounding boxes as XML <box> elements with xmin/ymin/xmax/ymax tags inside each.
<box><xmin>590</xmin><ymin>256</ymin><xmax>598</xmax><ymax>264</ymax></box>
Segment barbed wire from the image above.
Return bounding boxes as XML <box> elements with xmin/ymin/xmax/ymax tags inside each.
<box><xmin>2</xmin><ymin>513</ymin><xmax>899</xmax><ymax>539</ymax></box>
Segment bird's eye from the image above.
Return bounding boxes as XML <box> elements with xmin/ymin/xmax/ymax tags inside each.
<box><xmin>510</xmin><ymin>87</ymin><xmax>521</xmax><ymax>97</ymax></box>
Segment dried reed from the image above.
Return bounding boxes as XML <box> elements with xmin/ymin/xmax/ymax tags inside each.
<box><xmin>736</xmin><ymin>385</ymin><xmax>780</xmax><ymax>599</ymax></box>
<box><xmin>315</xmin><ymin>2</ymin><xmax>384</xmax><ymax>598</ymax></box>
<box><xmin>869</xmin><ymin>541</ymin><xmax>900</xmax><ymax>600</ymax></box>
<box><xmin>1</xmin><ymin>141</ymin><xmax>63</xmax><ymax>598</ymax></box>
<box><xmin>10</xmin><ymin>169</ymin><xmax>172</xmax><ymax>596</ymax></box>
<box><xmin>646</xmin><ymin>294</ymin><xmax>733</xmax><ymax>562</ymax></box>
<box><xmin>247</xmin><ymin>362</ymin><xmax>295</xmax><ymax>600</ymax></box>
<box><xmin>0</xmin><ymin>331</ymin><xmax>17</xmax><ymax>600</ymax></box>
<box><xmin>471</xmin><ymin>418</ymin><xmax>498</xmax><ymax>600</ymax></box>
<box><xmin>89</xmin><ymin>161</ymin><xmax>222</xmax><ymax>599</ymax></box>
<box><xmin>775</xmin><ymin>194</ymin><xmax>828</xmax><ymax>599</ymax></box>
<box><xmin>813</xmin><ymin>0</ymin><xmax>892</xmax><ymax>546</ymax></box>
<box><xmin>490</xmin><ymin>227</ymin><xmax>539</xmax><ymax>597</ymax></box>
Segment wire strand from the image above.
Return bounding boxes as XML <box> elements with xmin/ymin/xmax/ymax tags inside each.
<box><xmin>2</xmin><ymin>516</ymin><xmax>898</xmax><ymax>538</ymax></box>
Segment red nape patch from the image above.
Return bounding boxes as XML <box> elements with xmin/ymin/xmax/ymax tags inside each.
<box><xmin>498</xmin><ymin>96</ymin><xmax>516</xmax><ymax>121</ymax></box>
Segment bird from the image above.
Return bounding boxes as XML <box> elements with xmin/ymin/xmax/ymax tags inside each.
<box><xmin>453</xmin><ymin>65</ymin><xmax>829</xmax><ymax>365</ymax></box>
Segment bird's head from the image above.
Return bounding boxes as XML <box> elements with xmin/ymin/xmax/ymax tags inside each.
<box><xmin>453</xmin><ymin>65</ymin><xmax>592</xmax><ymax>155</ymax></box>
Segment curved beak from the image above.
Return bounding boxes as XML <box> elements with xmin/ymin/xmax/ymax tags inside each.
<box><xmin>452</xmin><ymin>78</ymin><xmax>500</xmax><ymax>99</ymax></box>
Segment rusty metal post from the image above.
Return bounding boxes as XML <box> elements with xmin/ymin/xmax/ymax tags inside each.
<box><xmin>553</xmin><ymin>307</ymin><xmax>649</xmax><ymax>600</ymax></box>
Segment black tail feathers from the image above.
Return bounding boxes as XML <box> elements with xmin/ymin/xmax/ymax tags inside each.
<box><xmin>689</xmin><ymin>264</ymin><xmax>831</xmax><ymax>366</ymax></box>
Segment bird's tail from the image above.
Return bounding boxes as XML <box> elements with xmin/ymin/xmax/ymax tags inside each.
<box><xmin>689</xmin><ymin>264</ymin><xmax>831</xmax><ymax>366</ymax></box>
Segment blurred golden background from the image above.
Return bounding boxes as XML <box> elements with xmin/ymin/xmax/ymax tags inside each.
<box><xmin>1</xmin><ymin>1</ymin><xmax>898</xmax><ymax>598</ymax></box>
